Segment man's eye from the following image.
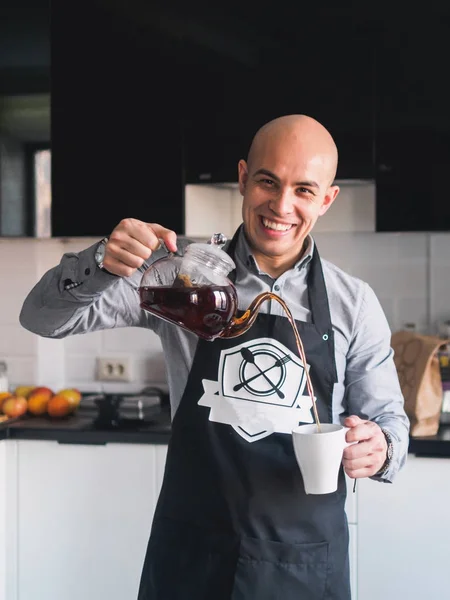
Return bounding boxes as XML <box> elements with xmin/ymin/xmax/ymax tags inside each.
<box><xmin>261</xmin><ymin>178</ymin><xmax>274</xmax><ymax>185</ymax></box>
<box><xmin>298</xmin><ymin>187</ymin><xmax>313</xmax><ymax>195</ymax></box>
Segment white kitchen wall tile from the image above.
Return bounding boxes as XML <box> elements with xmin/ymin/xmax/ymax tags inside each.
<box><xmin>430</xmin><ymin>233</ymin><xmax>450</xmax><ymax>264</ymax></box>
<box><xmin>64</xmin><ymin>330</ymin><xmax>103</xmax><ymax>353</ymax></box>
<box><xmin>101</xmin><ymin>327</ymin><xmax>162</xmax><ymax>354</ymax></box>
<box><xmin>314</xmin><ymin>181</ymin><xmax>375</xmax><ymax>233</ymax></box>
<box><xmin>229</xmin><ymin>187</ymin><xmax>243</xmax><ymax>230</ymax></box>
<box><xmin>185</xmin><ymin>184</ymin><xmax>235</xmax><ymax>238</ymax></box>
<box><xmin>314</xmin><ymin>232</ymin><xmax>364</xmax><ymax>261</ymax></box>
<box><xmin>0</xmin><ymin>325</ymin><xmax>38</xmax><ymax>355</ymax></box>
<box><xmin>396</xmin><ymin>233</ymin><xmax>428</xmax><ymax>262</ymax></box>
<box><xmin>351</xmin><ymin>265</ymin><xmax>427</xmax><ymax>298</ymax></box>
<box><xmin>394</xmin><ymin>297</ymin><xmax>429</xmax><ymax>334</ymax></box>
<box><xmin>37</xmin><ymin>336</ymin><xmax>65</xmax><ymax>389</ymax></box>
<box><xmin>0</xmin><ymin>282</ymin><xmax>41</xmax><ymax>325</ymax></box>
<box><xmin>65</xmin><ymin>354</ymin><xmax>98</xmax><ymax>385</ymax></box>
<box><xmin>5</xmin><ymin>357</ymin><xmax>38</xmax><ymax>389</ymax></box>
<box><xmin>0</xmin><ymin>239</ymin><xmax>37</xmax><ymax>277</ymax></box>
<box><xmin>352</xmin><ymin>233</ymin><xmax>400</xmax><ymax>264</ymax></box>
<box><xmin>133</xmin><ymin>355</ymin><xmax>167</xmax><ymax>384</ymax></box>
<box><xmin>429</xmin><ymin>264</ymin><xmax>450</xmax><ymax>329</ymax></box>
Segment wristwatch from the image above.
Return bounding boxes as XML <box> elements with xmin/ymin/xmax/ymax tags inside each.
<box><xmin>377</xmin><ymin>428</ymin><xmax>394</xmax><ymax>475</ymax></box>
<box><xmin>94</xmin><ymin>237</ymin><xmax>109</xmax><ymax>271</ymax></box>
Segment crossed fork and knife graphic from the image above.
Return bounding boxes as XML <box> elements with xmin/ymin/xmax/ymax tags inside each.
<box><xmin>233</xmin><ymin>347</ymin><xmax>294</xmax><ymax>399</ymax></box>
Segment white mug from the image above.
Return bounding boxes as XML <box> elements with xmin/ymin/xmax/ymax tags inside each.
<box><xmin>292</xmin><ymin>423</ymin><xmax>353</xmax><ymax>495</ymax></box>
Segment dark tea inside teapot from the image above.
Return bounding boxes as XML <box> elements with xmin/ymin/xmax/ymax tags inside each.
<box><xmin>139</xmin><ymin>236</ymin><xmax>239</xmax><ymax>341</ymax></box>
<box><xmin>139</xmin><ymin>232</ymin><xmax>302</xmax><ymax>343</ymax></box>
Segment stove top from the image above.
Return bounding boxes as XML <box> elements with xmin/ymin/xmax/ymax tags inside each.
<box><xmin>78</xmin><ymin>387</ymin><xmax>170</xmax><ymax>430</ymax></box>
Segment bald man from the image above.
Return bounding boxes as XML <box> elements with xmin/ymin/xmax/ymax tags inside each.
<box><xmin>20</xmin><ymin>114</ymin><xmax>409</xmax><ymax>600</ymax></box>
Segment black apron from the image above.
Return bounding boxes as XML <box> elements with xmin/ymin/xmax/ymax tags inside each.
<box><xmin>138</xmin><ymin>230</ymin><xmax>351</xmax><ymax>600</ymax></box>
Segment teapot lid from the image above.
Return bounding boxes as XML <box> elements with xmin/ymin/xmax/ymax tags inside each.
<box><xmin>184</xmin><ymin>242</ymin><xmax>236</xmax><ymax>275</ymax></box>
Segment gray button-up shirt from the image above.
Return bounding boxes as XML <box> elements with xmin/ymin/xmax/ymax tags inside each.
<box><xmin>19</xmin><ymin>228</ymin><xmax>410</xmax><ymax>482</ymax></box>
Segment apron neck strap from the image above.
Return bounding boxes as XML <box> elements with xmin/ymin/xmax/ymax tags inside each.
<box><xmin>307</xmin><ymin>246</ymin><xmax>332</xmax><ymax>334</ymax></box>
<box><xmin>225</xmin><ymin>226</ymin><xmax>332</xmax><ymax>334</ymax></box>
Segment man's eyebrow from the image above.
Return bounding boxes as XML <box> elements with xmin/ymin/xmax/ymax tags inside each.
<box><xmin>253</xmin><ymin>168</ymin><xmax>320</xmax><ymax>189</ymax></box>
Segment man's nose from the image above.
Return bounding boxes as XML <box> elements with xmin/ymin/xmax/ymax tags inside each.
<box><xmin>269</xmin><ymin>188</ymin><xmax>294</xmax><ymax>215</ymax></box>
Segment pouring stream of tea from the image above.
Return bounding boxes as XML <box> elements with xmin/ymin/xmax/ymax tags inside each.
<box><xmin>230</xmin><ymin>292</ymin><xmax>322</xmax><ymax>433</ymax></box>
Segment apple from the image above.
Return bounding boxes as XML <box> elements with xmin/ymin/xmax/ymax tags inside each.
<box><xmin>2</xmin><ymin>395</ymin><xmax>28</xmax><ymax>418</ymax></box>
<box><xmin>0</xmin><ymin>391</ymin><xmax>12</xmax><ymax>411</ymax></box>
<box><xmin>56</xmin><ymin>388</ymin><xmax>82</xmax><ymax>412</ymax></box>
<box><xmin>14</xmin><ymin>385</ymin><xmax>36</xmax><ymax>399</ymax></box>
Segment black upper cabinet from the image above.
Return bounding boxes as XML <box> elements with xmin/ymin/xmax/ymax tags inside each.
<box><xmin>313</xmin><ymin>29</ymin><xmax>375</xmax><ymax>181</ymax></box>
<box><xmin>184</xmin><ymin>22</ymin><xmax>375</xmax><ymax>184</ymax></box>
<box><xmin>375</xmin><ymin>18</ymin><xmax>450</xmax><ymax>231</ymax></box>
<box><xmin>51</xmin><ymin>3</ymin><xmax>450</xmax><ymax>235</ymax></box>
<box><xmin>51</xmin><ymin>2</ymin><xmax>185</xmax><ymax>236</ymax></box>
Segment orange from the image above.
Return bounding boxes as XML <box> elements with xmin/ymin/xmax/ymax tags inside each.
<box><xmin>28</xmin><ymin>391</ymin><xmax>52</xmax><ymax>415</ymax></box>
<box><xmin>47</xmin><ymin>394</ymin><xmax>72</xmax><ymax>418</ymax></box>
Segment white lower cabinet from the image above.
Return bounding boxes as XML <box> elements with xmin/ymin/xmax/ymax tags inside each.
<box><xmin>4</xmin><ymin>439</ymin><xmax>449</xmax><ymax>600</ymax></box>
<box><xmin>0</xmin><ymin>441</ymin><xmax>7</xmax><ymax>600</ymax></box>
<box><xmin>5</xmin><ymin>440</ymin><xmax>168</xmax><ymax>600</ymax></box>
<box><xmin>0</xmin><ymin>441</ymin><xmax>361</xmax><ymax>600</ymax></box>
<box><xmin>349</xmin><ymin>523</ymin><xmax>357</xmax><ymax>600</ymax></box>
<box><xmin>357</xmin><ymin>455</ymin><xmax>450</xmax><ymax>600</ymax></box>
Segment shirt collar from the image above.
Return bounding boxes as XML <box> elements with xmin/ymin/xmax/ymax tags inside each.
<box><xmin>234</xmin><ymin>227</ymin><xmax>314</xmax><ymax>275</ymax></box>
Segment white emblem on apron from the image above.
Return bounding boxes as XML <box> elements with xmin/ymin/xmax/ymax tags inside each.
<box><xmin>198</xmin><ymin>337</ymin><xmax>315</xmax><ymax>442</ymax></box>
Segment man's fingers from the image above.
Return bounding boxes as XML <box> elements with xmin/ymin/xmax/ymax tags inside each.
<box><xmin>345</xmin><ymin>419</ymin><xmax>380</xmax><ymax>444</ymax></box>
<box><xmin>109</xmin><ymin>219</ymin><xmax>162</xmax><ymax>250</ymax></box>
<box><xmin>147</xmin><ymin>223</ymin><xmax>178</xmax><ymax>253</ymax></box>
<box><xmin>102</xmin><ymin>219</ymin><xmax>178</xmax><ymax>277</ymax></box>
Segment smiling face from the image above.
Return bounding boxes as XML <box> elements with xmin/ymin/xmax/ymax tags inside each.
<box><xmin>238</xmin><ymin>115</ymin><xmax>340</xmax><ymax>277</ymax></box>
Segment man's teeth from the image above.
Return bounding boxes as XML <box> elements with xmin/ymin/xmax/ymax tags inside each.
<box><xmin>262</xmin><ymin>218</ymin><xmax>292</xmax><ymax>231</ymax></box>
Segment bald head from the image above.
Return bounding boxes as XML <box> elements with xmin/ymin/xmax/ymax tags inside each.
<box><xmin>247</xmin><ymin>114</ymin><xmax>338</xmax><ymax>186</ymax></box>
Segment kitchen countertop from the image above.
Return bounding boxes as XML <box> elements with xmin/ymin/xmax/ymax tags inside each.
<box><xmin>1</xmin><ymin>415</ymin><xmax>450</xmax><ymax>455</ymax></box>
<box><xmin>407</xmin><ymin>425</ymin><xmax>450</xmax><ymax>457</ymax></box>
<box><xmin>0</xmin><ymin>410</ymin><xmax>172</xmax><ymax>445</ymax></box>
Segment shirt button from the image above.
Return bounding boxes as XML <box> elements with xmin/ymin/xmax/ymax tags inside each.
<box><xmin>274</xmin><ymin>284</ymin><xmax>280</xmax><ymax>291</ymax></box>
<box><xmin>85</xmin><ymin>268</ymin><xmax>91</xmax><ymax>276</ymax></box>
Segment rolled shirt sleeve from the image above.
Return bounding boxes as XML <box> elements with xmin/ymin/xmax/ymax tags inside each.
<box><xmin>19</xmin><ymin>242</ymin><xmax>154</xmax><ymax>338</ymax></box>
<box><xmin>344</xmin><ymin>282</ymin><xmax>410</xmax><ymax>482</ymax></box>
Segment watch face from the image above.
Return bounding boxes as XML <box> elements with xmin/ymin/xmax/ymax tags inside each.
<box><xmin>95</xmin><ymin>241</ymin><xmax>106</xmax><ymax>265</ymax></box>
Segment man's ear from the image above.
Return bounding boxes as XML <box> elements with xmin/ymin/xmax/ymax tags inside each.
<box><xmin>319</xmin><ymin>185</ymin><xmax>340</xmax><ymax>216</ymax></box>
<box><xmin>238</xmin><ymin>159</ymin><xmax>248</xmax><ymax>196</ymax></box>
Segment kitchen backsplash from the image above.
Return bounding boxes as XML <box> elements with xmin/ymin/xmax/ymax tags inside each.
<box><xmin>1</xmin><ymin>228</ymin><xmax>449</xmax><ymax>393</ymax></box>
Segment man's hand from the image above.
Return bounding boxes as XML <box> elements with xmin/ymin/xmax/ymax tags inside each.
<box><xmin>342</xmin><ymin>415</ymin><xmax>388</xmax><ymax>479</ymax></box>
<box><xmin>102</xmin><ymin>219</ymin><xmax>178</xmax><ymax>277</ymax></box>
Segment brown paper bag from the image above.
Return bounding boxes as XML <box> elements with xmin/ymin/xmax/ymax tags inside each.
<box><xmin>391</xmin><ymin>330</ymin><xmax>448</xmax><ymax>437</ymax></box>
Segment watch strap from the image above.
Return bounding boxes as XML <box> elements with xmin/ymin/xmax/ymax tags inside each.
<box><xmin>376</xmin><ymin>428</ymin><xmax>394</xmax><ymax>476</ymax></box>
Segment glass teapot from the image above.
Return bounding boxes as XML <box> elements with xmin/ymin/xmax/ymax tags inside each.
<box><xmin>138</xmin><ymin>233</ymin><xmax>268</xmax><ymax>341</ymax></box>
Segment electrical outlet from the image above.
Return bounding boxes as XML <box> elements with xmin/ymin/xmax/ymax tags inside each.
<box><xmin>96</xmin><ymin>357</ymin><xmax>132</xmax><ymax>382</ymax></box>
